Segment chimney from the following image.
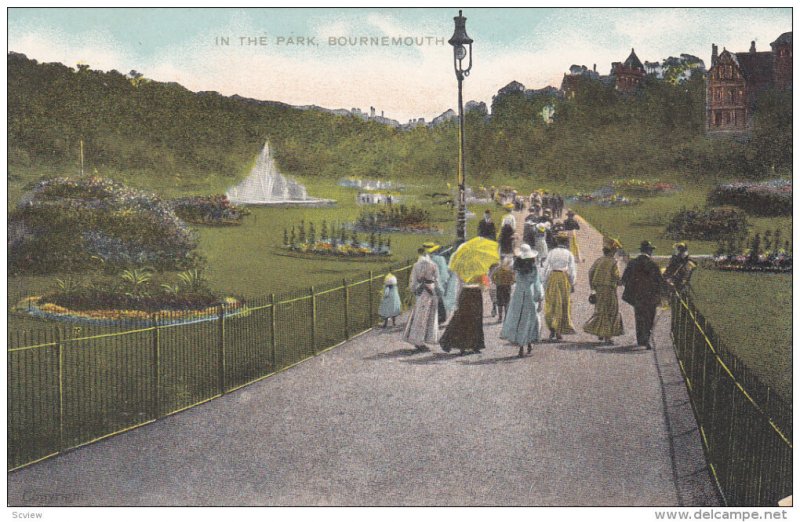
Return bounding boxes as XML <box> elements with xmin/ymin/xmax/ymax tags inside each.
<box><xmin>711</xmin><ymin>43</ymin><xmax>718</xmax><ymax>66</ymax></box>
<box><xmin>593</xmin><ymin>63</ymin><xmax>596</xmax><ymax>72</ymax></box>
<box><xmin>381</xmin><ymin>110</ymin><xmax>384</xmax><ymax>118</ymax></box>
<box><xmin>370</xmin><ymin>106</ymin><xmax>375</xmax><ymax>118</ymax></box>
<box><xmin>750</xmin><ymin>40</ymin><xmax>756</xmax><ymax>53</ymax></box>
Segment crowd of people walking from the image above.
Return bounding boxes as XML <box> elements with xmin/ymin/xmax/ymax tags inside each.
<box><xmin>384</xmin><ymin>200</ymin><xmax>697</xmax><ymax>358</ymax></box>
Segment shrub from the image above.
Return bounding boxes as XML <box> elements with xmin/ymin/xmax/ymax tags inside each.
<box><xmin>707</xmin><ymin>180</ymin><xmax>792</xmax><ymax>216</ymax></box>
<box><xmin>665</xmin><ymin>206</ymin><xmax>749</xmax><ymax>241</ymax></box>
<box><xmin>8</xmin><ymin>176</ymin><xmax>199</xmax><ymax>274</ymax></box>
<box><xmin>170</xmin><ymin>195</ymin><xmax>249</xmax><ymax>225</ymax></box>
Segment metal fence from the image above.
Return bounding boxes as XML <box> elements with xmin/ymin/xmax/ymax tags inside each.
<box><xmin>7</xmin><ymin>255</ymin><xmax>432</xmax><ymax>471</ymax></box>
<box><xmin>670</xmin><ymin>290</ymin><xmax>792</xmax><ymax>506</ymax></box>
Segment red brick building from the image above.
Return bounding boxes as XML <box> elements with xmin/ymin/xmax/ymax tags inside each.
<box><xmin>612</xmin><ymin>49</ymin><xmax>646</xmax><ymax>93</ymax></box>
<box><xmin>706</xmin><ymin>32</ymin><xmax>792</xmax><ymax>135</ymax></box>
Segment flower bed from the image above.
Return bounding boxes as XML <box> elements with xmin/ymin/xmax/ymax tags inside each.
<box><xmin>354</xmin><ymin>204</ymin><xmax>440</xmax><ymax>233</ymax></box>
<box><xmin>612</xmin><ymin>179</ymin><xmax>678</xmax><ymax>196</ymax></box>
<box><xmin>16</xmin><ymin>296</ymin><xmax>244</xmax><ymax>326</ymax></box>
<box><xmin>171</xmin><ymin>195</ymin><xmax>249</xmax><ymax>225</ymax></box>
<box><xmin>284</xmin><ymin>240</ymin><xmax>390</xmax><ymax>258</ymax></box>
<box><xmin>707</xmin><ymin>180</ymin><xmax>792</xmax><ymax>216</ymax></box>
<box><xmin>712</xmin><ymin>253</ymin><xmax>792</xmax><ymax>273</ymax></box>
<box><xmin>566</xmin><ymin>189</ymin><xmax>639</xmax><ymax>207</ymax></box>
<box><xmin>665</xmin><ymin>206</ymin><xmax>749</xmax><ymax>241</ymax></box>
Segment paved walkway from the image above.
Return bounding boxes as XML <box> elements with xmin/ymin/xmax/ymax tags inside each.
<box><xmin>7</xmin><ymin>212</ymin><xmax>719</xmax><ymax>506</ymax></box>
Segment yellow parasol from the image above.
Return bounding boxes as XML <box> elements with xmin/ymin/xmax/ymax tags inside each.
<box><xmin>448</xmin><ymin>237</ymin><xmax>501</xmax><ymax>283</ymax></box>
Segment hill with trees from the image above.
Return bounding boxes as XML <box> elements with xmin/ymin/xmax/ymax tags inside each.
<box><xmin>7</xmin><ymin>52</ymin><xmax>791</xmax><ymax>205</ymax></box>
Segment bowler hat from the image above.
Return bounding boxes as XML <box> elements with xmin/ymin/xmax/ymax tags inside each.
<box><xmin>640</xmin><ymin>240</ymin><xmax>656</xmax><ymax>252</ymax></box>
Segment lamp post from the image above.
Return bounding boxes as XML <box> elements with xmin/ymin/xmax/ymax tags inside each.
<box><xmin>448</xmin><ymin>10</ymin><xmax>473</xmax><ymax>245</ymax></box>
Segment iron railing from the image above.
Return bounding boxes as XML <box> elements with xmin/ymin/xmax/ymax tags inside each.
<box><xmin>670</xmin><ymin>289</ymin><xmax>792</xmax><ymax>506</ymax></box>
<box><xmin>8</xmin><ymin>252</ymin><xmax>448</xmax><ymax>471</ymax></box>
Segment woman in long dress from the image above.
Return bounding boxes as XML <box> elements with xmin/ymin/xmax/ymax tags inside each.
<box><xmin>498</xmin><ymin>223</ymin><xmax>515</xmax><ymax>256</ymax></box>
<box><xmin>542</xmin><ymin>233</ymin><xmax>577</xmax><ymax>340</ymax></box>
<box><xmin>501</xmin><ymin>244</ymin><xmax>544</xmax><ymax>357</ymax></box>
<box><xmin>583</xmin><ymin>247</ymin><xmax>624</xmax><ymax>343</ymax></box>
<box><xmin>402</xmin><ymin>248</ymin><xmax>440</xmax><ymax>350</ymax></box>
<box><xmin>564</xmin><ymin>210</ymin><xmax>582</xmax><ymax>263</ymax></box>
<box><xmin>439</xmin><ymin>274</ymin><xmax>486</xmax><ymax>355</ymax></box>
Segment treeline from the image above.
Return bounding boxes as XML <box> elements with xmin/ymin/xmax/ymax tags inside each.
<box><xmin>7</xmin><ymin>52</ymin><xmax>792</xmax><ymax>201</ymax></box>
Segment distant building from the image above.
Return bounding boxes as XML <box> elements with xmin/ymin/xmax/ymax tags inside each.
<box><xmin>612</xmin><ymin>49</ymin><xmax>646</xmax><ymax>93</ymax></box>
<box><xmin>706</xmin><ymin>32</ymin><xmax>792</xmax><ymax>135</ymax></box>
<box><xmin>497</xmin><ymin>80</ymin><xmax>526</xmax><ymax>97</ymax></box>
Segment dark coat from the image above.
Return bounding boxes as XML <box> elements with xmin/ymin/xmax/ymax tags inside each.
<box><xmin>621</xmin><ymin>254</ymin><xmax>663</xmax><ymax>306</ymax></box>
<box><xmin>563</xmin><ymin>217</ymin><xmax>580</xmax><ymax>231</ymax></box>
<box><xmin>477</xmin><ymin>218</ymin><xmax>497</xmax><ymax>240</ymax></box>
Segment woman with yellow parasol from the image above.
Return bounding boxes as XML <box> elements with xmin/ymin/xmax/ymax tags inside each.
<box><xmin>440</xmin><ymin>237</ymin><xmax>500</xmax><ymax>355</ymax></box>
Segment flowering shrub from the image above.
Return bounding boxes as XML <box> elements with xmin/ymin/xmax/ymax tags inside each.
<box><xmin>711</xmin><ymin>229</ymin><xmax>792</xmax><ymax>273</ymax></box>
<box><xmin>283</xmin><ymin>220</ymin><xmax>391</xmax><ymax>258</ymax></box>
<box><xmin>171</xmin><ymin>195</ymin><xmax>249</xmax><ymax>225</ymax></box>
<box><xmin>355</xmin><ymin>205</ymin><xmax>440</xmax><ymax>233</ymax></box>
<box><xmin>612</xmin><ymin>179</ymin><xmax>678</xmax><ymax>196</ymax></box>
<box><xmin>8</xmin><ymin>176</ymin><xmax>199</xmax><ymax>274</ymax></box>
<box><xmin>707</xmin><ymin>180</ymin><xmax>792</xmax><ymax>216</ymax></box>
<box><xmin>665</xmin><ymin>206</ymin><xmax>749</xmax><ymax>241</ymax></box>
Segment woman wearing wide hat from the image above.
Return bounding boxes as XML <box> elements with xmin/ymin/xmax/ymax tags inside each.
<box><xmin>583</xmin><ymin>238</ymin><xmax>624</xmax><ymax>344</ymax></box>
<box><xmin>563</xmin><ymin>210</ymin><xmax>582</xmax><ymax>263</ymax></box>
<box><xmin>501</xmin><ymin>244</ymin><xmax>545</xmax><ymax>357</ymax></box>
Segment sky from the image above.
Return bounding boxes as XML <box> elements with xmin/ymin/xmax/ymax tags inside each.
<box><xmin>7</xmin><ymin>7</ymin><xmax>793</xmax><ymax>122</ymax></box>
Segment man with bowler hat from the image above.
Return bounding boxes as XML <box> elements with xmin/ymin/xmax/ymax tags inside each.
<box><xmin>621</xmin><ymin>241</ymin><xmax>664</xmax><ymax>350</ymax></box>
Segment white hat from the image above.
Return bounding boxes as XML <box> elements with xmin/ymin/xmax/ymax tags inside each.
<box><xmin>519</xmin><ymin>244</ymin><xmax>538</xmax><ymax>260</ymax></box>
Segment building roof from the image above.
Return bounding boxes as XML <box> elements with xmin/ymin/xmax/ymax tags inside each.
<box><xmin>734</xmin><ymin>51</ymin><xmax>773</xmax><ymax>84</ymax></box>
<box><xmin>771</xmin><ymin>31</ymin><xmax>792</xmax><ymax>48</ymax></box>
<box><xmin>623</xmin><ymin>49</ymin><xmax>645</xmax><ymax>70</ymax></box>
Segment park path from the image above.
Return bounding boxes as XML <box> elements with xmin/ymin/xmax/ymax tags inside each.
<box><xmin>7</xmin><ymin>211</ymin><xmax>719</xmax><ymax>506</ymax></box>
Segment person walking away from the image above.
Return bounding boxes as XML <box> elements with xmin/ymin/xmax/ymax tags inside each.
<box><xmin>663</xmin><ymin>242</ymin><xmax>696</xmax><ymax>295</ymax></box>
<box><xmin>477</xmin><ymin>209</ymin><xmax>497</xmax><ymax>240</ymax></box>
<box><xmin>379</xmin><ymin>273</ymin><xmax>402</xmax><ymax>328</ymax></box>
<box><xmin>532</xmin><ymin>223</ymin><xmax>550</xmax><ymax>266</ymax></box>
<box><xmin>563</xmin><ymin>210</ymin><xmax>583</xmax><ymax>263</ymax></box>
<box><xmin>403</xmin><ymin>248</ymin><xmax>440</xmax><ymax>350</ymax></box>
<box><xmin>522</xmin><ymin>215</ymin><xmax>537</xmax><ymax>249</ymax></box>
<box><xmin>492</xmin><ymin>256</ymin><xmax>515</xmax><ymax>323</ymax></box>
<box><xmin>488</xmin><ymin>262</ymin><xmax>500</xmax><ymax>318</ymax></box>
<box><xmin>542</xmin><ymin>233</ymin><xmax>577</xmax><ymax>340</ymax></box>
<box><xmin>439</xmin><ymin>273</ymin><xmax>486</xmax><ymax>355</ymax></box>
<box><xmin>424</xmin><ymin>241</ymin><xmax>450</xmax><ymax>325</ymax></box>
<box><xmin>501</xmin><ymin>245</ymin><xmax>545</xmax><ymax>357</ymax></box>
<box><xmin>621</xmin><ymin>241</ymin><xmax>663</xmax><ymax>350</ymax></box>
<box><xmin>498</xmin><ymin>219</ymin><xmax>516</xmax><ymax>256</ymax></box>
<box><xmin>583</xmin><ymin>246</ymin><xmax>624</xmax><ymax>344</ymax></box>
<box><xmin>501</xmin><ymin>203</ymin><xmax>517</xmax><ymax>231</ymax></box>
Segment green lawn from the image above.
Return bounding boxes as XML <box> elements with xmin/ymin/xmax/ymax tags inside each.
<box><xmin>688</xmin><ymin>268</ymin><xmax>792</xmax><ymax>402</ymax></box>
<box><xmin>570</xmin><ymin>182</ymin><xmax>792</xmax><ymax>256</ymax></box>
<box><xmin>8</xmin><ymin>172</ymin><xmax>794</xmax><ymax>404</ymax></box>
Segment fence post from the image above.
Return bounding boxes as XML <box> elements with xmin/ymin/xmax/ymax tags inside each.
<box><xmin>343</xmin><ymin>278</ymin><xmax>350</xmax><ymax>339</ymax></box>
<box><xmin>218</xmin><ymin>305</ymin><xmax>226</xmax><ymax>395</ymax></box>
<box><xmin>270</xmin><ymin>293</ymin><xmax>277</xmax><ymax>371</ymax></box>
<box><xmin>368</xmin><ymin>270</ymin><xmax>374</xmax><ymax>327</ymax></box>
<box><xmin>310</xmin><ymin>286</ymin><xmax>317</xmax><ymax>355</ymax></box>
<box><xmin>151</xmin><ymin>313</ymin><xmax>160</xmax><ymax>420</ymax></box>
<box><xmin>55</xmin><ymin>327</ymin><xmax>64</xmax><ymax>452</ymax></box>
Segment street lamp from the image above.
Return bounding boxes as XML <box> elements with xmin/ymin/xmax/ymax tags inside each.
<box><xmin>448</xmin><ymin>10</ymin><xmax>473</xmax><ymax>245</ymax></box>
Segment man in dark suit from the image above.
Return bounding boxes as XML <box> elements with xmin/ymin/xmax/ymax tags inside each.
<box><xmin>621</xmin><ymin>241</ymin><xmax>664</xmax><ymax>349</ymax></box>
<box><xmin>477</xmin><ymin>209</ymin><xmax>497</xmax><ymax>240</ymax></box>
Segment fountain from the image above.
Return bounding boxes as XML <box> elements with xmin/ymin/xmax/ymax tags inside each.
<box><xmin>226</xmin><ymin>142</ymin><xmax>335</xmax><ymax>206</ymax></box>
